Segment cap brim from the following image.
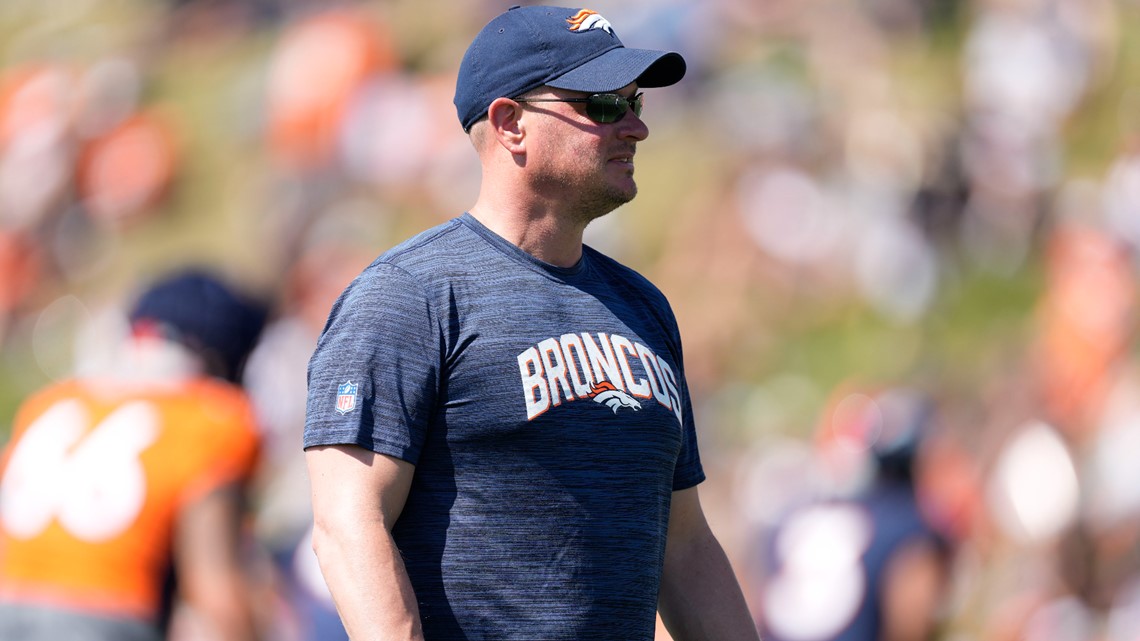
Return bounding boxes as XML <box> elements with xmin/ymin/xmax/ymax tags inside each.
<box><xmin>546</xmin><ymin>48</ymin><xmax>686</xmax><ymax>93</ymax></box>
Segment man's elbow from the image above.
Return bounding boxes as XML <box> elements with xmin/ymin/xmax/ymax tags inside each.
<box><xmin>309</xmin><ymin>501</ymin><xmax>390</xmax><ymax>565</ymax></box>
<box><xmin>310</xmin><ymin>514</ymin><xmax>344</xmax><ymax>566</ymax></box>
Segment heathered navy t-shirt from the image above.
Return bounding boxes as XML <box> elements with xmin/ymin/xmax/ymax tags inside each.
<box><xmin>304</xmin><ymin>213</ymin><xmax>705</xmax><ymax>641</ymax></box>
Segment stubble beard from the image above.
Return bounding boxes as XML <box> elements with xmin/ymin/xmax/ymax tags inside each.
<box><xmin>528</xmin><ymin>150</ymin><xmax>638</xmax><ymax>227</ymax></box>
<box><xmin>572</xmin><ymin>182</ymin><xmax>636</xmax><ymax>227</ymax></box>
<box><xmin>542</xmin><ymin>163</ymin><xmax>637</xmax><ymax>228</ymax></box>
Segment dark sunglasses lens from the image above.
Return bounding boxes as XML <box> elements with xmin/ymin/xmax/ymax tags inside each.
<box><xmin>587</xmin><ymin>94</ymin><xmax>642</xmax><ymax>123</ymax></box>
<box><xmin>586</xmin><ymin>95</ymin><xmax>624</xmax><ymax>123</ymax></box>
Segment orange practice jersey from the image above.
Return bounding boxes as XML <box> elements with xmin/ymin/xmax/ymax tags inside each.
<box><xmin>0</xmin><ymin>377</ymin><xmax>260</xmax><ymax>620</ymax></box>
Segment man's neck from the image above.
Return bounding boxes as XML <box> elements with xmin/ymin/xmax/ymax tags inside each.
<box><xmin>467</xmin><ymin>202</ymin><xmax>586</xmax><ymax>268</ymax></box>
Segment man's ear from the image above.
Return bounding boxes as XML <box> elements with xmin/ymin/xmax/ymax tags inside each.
<box><xmin>486</xmin><ymin>97</ymin><xmax>526</xmax><ymax>154</ymax></box>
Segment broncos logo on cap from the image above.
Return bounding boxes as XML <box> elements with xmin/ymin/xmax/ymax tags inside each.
<box><xmin>589</xmin><ymin>381</ymin><xmax>641</xmax><ymax>413</ymax></box>
<box><xmin>567</xmin><ymin>9</ymin><xmax>614</xmax><ymax>35</ymax></box>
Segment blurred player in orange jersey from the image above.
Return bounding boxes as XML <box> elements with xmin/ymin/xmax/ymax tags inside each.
<box><xmin>0</xmin><ymin>268</ymin><xmax>268</xmax><ymax>641</ymax></box>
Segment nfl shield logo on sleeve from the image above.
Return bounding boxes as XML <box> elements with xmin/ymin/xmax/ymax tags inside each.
<box><xmin>335</xmin><ymin>381</ymin><xmax>358</xmax><ymax>415</ymax></box>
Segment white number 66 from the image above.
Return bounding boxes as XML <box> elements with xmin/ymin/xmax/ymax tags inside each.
<box><xmin>1</xmin><ymin>399</ymin><xmax>158</xmax><ymax>542</ymax></box>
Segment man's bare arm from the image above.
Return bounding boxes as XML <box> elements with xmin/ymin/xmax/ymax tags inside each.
<box><xmin>306</xmin><ymin>444</ymin><xmax>423</xmax><ymax>641</ymax></box>
<box><xmin>658</xmin><ymin>486</ymin><xmax>761</xmax><ymax>641</ymax></box>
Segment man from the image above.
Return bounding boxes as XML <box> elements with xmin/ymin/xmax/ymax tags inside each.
<box><xmin>304</xmin><ymin>6</ymin><xmax>760</xmax><ymax>641</ymax></box>
<box><xmin>0</xmin><ymin>269</ymin><xmax>267</xmax><ymax>641</ymax></box>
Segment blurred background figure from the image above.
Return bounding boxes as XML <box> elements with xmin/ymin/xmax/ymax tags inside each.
<box><xmin>751</xmin><ymin>385</ymin><xmax>955</xmax><ymax>641</ymax></box>
<box><xmin>968</xmin><ymin>207</ymin><xmax>1140</xmax><ymax>641</ymax></box>
<box><xmin>0</xmin><ymin>268</ymin><xmax>268</xmax><ymax>641</ymax></box>
<box><xmin>240</xmin><ymin>205</ymin><xmax>379</xmax><ymax>641</ymax></box>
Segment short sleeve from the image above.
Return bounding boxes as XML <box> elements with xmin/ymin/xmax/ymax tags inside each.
<box><xmin>671</xmin><ymin>368</ymin><xmax>705</xmax><ymax>491</ymax></box>
<box><xmin>663</xmin><ymin>322</ymin><xmax>704</xmax><ymax>491</ymax></box>
<box><xmin>303</xmin><ymin>263</ymin><xmax>440</xmax><ymax>464</ymax></box>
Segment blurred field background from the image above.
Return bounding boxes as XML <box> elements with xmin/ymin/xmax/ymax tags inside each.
<box><xmin>3</xmin><ymin>0</ymin><xmax>1140</xmax><ymax>639</ymax></box>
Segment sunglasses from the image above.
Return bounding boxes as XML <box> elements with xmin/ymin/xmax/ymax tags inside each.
<box><xmin>515</xmin><ymin>92</ymin><xmax>644</xmax><ymax>124</ymax></box>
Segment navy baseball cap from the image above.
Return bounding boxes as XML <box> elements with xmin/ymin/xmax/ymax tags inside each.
<box><xmin>130</xmin><ymin>269</ymin><xmax>268</xmax><ymax>382</ymax></box>
<box><xmin>454</xmin><ymin>5</ymin><xmax>686</xmax><ymax>132</ymax></box>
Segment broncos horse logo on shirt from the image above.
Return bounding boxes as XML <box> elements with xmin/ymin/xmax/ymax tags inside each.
<box><xmin>566</xmin><ymin>9</ymin><xmax>614</xmax><ymax>36</ymax></box>
<box><xmin>589</xmin><ymin>381</ymin><xmax>641</xmax><ymax>413</ymax></box>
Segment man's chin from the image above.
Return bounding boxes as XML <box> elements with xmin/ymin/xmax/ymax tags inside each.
<box><xmin>611</xmin><ymin>182</ymin><xmax>637</xmax><ymax>205</ymax></box>
<box><xmin>601</xmin><ymin>186</ymin><xmax>637</xmax><ymax>213</ymax></box>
